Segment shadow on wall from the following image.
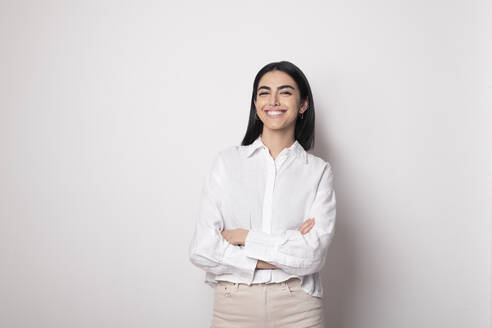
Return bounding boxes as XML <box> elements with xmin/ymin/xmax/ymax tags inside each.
<box><xmin>313</xmin><ymin>123</ymin><xmax>358</xmax><ymax>328</ymax></box>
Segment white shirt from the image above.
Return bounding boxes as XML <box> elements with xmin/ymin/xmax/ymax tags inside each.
<box><xmin>188</xmin><ymin>135</ymin><xmax>336</xmax><ymax>298</ymax></box>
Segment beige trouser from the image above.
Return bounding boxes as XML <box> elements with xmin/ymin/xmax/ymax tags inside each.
<box><xmin>211</xmin><ymin>277</ymin><xmax>325</xmax><ymax>328</ymax></box>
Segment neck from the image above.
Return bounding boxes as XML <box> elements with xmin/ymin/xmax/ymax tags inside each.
<box><xmin>260</xmin><ymin>129</ymin><xmax>295</xmax><ymax>160</ymax></box>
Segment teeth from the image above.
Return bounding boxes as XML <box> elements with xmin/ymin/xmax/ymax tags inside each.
<box><xmin>267</xmin><ymin>111</ymin><xmax>284</xmax><ymax>115</ymax></box>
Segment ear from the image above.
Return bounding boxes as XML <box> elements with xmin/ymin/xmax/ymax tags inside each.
<box><xmin>300</xmin><ymin>97</ymin><xmax>309</xmax><ymax>113</ymax></box>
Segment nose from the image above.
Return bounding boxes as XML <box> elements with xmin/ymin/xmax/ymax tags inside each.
<box><xmin>269</xmin><ymin>93</ymin><xmax>280</xmax><ymax>106</ymax></box>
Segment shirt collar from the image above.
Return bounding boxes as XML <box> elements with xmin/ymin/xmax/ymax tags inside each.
<box><xmin>243</xmin><ymin>136</ymin><xmax>308</xmax><ymax>164</ymax></box>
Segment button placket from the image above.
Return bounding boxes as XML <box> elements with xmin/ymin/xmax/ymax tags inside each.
<box><xmin>262</xmin><ymin>151</ymin><xmax>276</xmax><ymax>235</ymax></box>
<box><xmin>261</xmin><ymin>148</ymin><xmax>277</xmax><ymax>282</ymax></box>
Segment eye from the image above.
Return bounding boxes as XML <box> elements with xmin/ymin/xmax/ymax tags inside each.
<box><xmin>281</xmin><ymin>92</ymin><xmax>292</xmax><ymax>95</ymax></box>
<box><xmin>259</xmin><ymin>92</ymin><xmax>268</xmax><ymax>96</ymax></box>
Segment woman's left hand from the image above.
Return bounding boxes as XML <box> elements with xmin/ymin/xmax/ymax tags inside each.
<box><xmin>221</xmin><ymin>229</ymin><xmax>249</xmax><ymax>246</ymax></box>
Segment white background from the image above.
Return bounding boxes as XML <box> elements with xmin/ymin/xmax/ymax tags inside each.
<box><xmin>1</xmin><ymin>1</ymin><xmax>490</xmax><ymax>327</ymax></box>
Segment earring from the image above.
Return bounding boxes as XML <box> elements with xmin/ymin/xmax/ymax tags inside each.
<box><xmin>300</xmin><ymin>108</ymin><xmax>309</xmax><ymax>119</ymax></box>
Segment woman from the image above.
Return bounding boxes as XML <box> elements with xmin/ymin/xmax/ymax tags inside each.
<box><xmin>189</xmin><ymin>61</ymin><xmax>336</xmax><ymax>328</ymax></box>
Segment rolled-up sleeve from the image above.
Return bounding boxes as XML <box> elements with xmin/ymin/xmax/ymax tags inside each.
<box><xmin>244</xmin><ymin>163</ymin><xmax>336</xmax><ymax>276</ymax></box>
<box><xmin>189</xmin><ymin>153</ymin><xmax>258</xmax><ymax>282</ymax></box>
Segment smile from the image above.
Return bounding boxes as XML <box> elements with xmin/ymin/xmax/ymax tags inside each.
<box><xmin>265</xmin><ymin>110</ymin><xmax>287</xmax><ymax>118</ymax></box>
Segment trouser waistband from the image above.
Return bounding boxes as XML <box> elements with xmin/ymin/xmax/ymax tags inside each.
<box><xmin>216</xmin><ymin>277</ymin><xmax>300</xmax><ymax>289</ymax></box>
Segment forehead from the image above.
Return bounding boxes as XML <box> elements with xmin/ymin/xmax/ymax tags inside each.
<box><xmin>258</xmin><ymin>70</ymin><xmax>297</xmax><ymax>88</ymax></box>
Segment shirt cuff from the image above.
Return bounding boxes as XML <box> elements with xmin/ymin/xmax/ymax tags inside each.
<box><xmin>244</xmin><ymin>230</ymin><xmax>283</xmax><ymax>261</ymax></box>
<box><xmin>222</xmin><ymin>243</ymin><xmax>258</xmax><ymax>283</ymax></box>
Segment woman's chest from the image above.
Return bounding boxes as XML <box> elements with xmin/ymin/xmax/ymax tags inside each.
<box><xmin>219</xmin><ymin>162</ymin><xmax>318</xmax><ymax>232</ymax></box>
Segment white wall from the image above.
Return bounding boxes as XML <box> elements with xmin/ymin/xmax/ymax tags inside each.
<box><xmin>1</xmin><ymin>1</ymin><xmax>490</xmax><ymax>327</ymax></box>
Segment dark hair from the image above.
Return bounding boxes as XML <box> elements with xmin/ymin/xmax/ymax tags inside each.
<box><xmin>240</xmin><ymin>61</ymin><xmax>315</xmax><ymax>151</ymax></box>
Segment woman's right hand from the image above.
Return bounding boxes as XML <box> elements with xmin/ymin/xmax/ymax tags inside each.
<box><xmin>298</xmin><ymin>218</ymin><xmax>315</xmax><ymax>235</ymax></box>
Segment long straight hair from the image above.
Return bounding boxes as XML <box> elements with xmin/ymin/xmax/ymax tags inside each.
<box><xmin>240</xmin><ymin>61</ymin><xmax>315</xmax><ymax>151</ymax></box>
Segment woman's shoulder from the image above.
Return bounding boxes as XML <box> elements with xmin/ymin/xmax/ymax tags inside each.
<box><xmin>208</xmin><ymin>145</ymin><xmax>243</xmax><ymax>171</ymax></box>
<box><xmin>214</xmin><ymin>144</ymin><xmax>242</xmax><ymax>161</ymax></box>
<box><xmin>305</xmin><ymin>151</ymin><xmax>333</xmax><ymax>171</ymax></box>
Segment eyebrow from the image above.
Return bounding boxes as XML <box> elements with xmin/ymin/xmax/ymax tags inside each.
<box><xmin>258</xmin><ymin>85</ymin><xmax>295</xmax><ymax>92</ymax></box>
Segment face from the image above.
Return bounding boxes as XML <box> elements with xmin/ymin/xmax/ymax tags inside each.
<box><xmin>254</xmin><ymin>70</ymin><xmax>308</xmax><ymax>133</ymax></box>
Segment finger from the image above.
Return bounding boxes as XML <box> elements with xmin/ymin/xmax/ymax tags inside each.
<box><xmin>301</xmin><ymin>219</ymin><xmax>315</xmax><ymax>234</ymax></box>
<box><xmin>304</xmin><ymin>222</ymin><xmax>314</xmax><ymax>234</ymax></box>
<box><xmin>302</xmin><ymin>218</ymin><xmax>314</xmax><ymax>227</ymax></box>
<box><xmin>298</xmin><ymin>221</ymin><xmax>310</xmax><ymax>234</ymax></box>
<box><xmin>299</xmin><ymin>218</ymin><xmax>313</xmax><ymax>231</ymax></box>
<box><xmin>300</xmin><ymin>222</ymin><xmax>312</xmax><ymax>234</ymax></box>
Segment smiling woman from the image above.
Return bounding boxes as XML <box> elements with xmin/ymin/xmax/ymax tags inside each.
<box><xmin>255</xmin><ymin>71</ymin><xmax>309</xmax><ymax>126</ymax></box>
<box><xmin>189</xmin><ymin>61</ymin><xmax>335</xmax><ymax>328</ymax></box>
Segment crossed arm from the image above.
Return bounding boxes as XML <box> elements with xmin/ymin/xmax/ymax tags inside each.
<box><xmin>189</xmin><ymin>154</ymin><xmax>336</xmax><ymax>279</ymax></box>
<box><xmin>221</xmin><ymin>218</ymin><xmax>316</xmax><ymax>269</ymax></box>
